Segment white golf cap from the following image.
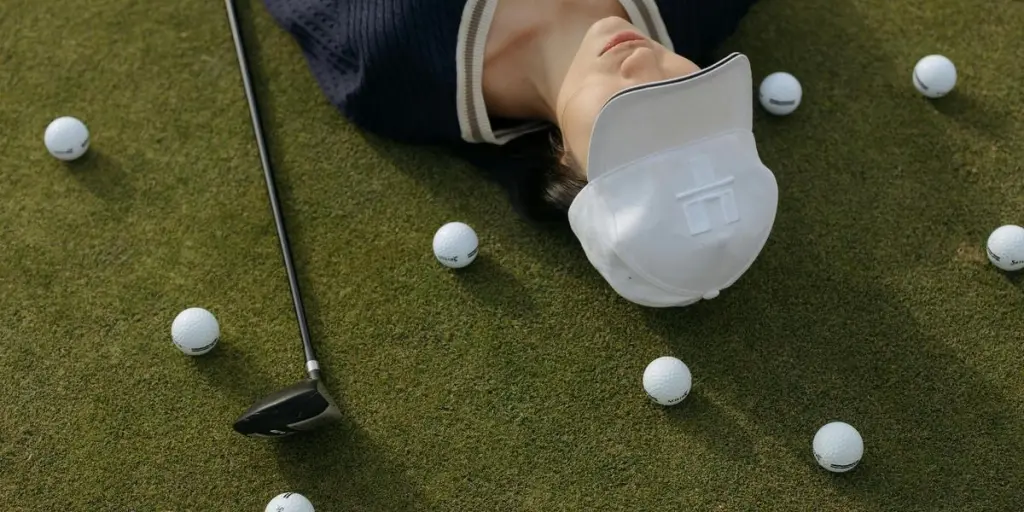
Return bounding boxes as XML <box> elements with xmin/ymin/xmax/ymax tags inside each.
<box><xmin>567</xmin><ymin>53</ymin><xmax>778</xmax><ymax>308</ymax></box>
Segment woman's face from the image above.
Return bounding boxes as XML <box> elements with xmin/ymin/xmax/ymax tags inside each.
<box><xmin>555</xmin><ymin>16</ymin><xmax>700</xmax><ymax>174</ymax></box>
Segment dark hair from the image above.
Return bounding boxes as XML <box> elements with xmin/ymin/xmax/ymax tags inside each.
<box><xmin>543</xmin><ymin>129</ymin><xmax>587</xmax><ymax>213</ymax></box>
<box><xmin>447</xmin><ymin>125</ymin><xmax>587</xmax><ymax>224</ymax></box>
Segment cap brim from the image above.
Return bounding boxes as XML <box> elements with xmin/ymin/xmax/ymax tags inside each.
<box><xmin>587</xmin><ymin>52</ymin><xmax>754</xmax><ymax>180</ymax></box>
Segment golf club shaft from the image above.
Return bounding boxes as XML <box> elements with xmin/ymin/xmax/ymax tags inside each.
<box><xmin>225</xmin><ymin>0</ymin><xmax>321</xmax><ymax>380</ymax></box>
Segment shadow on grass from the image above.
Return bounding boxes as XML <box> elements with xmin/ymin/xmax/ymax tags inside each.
<box><xmin>644</xmin><ymin>254</ymin><xmax>1024</xmax><ymax>508</ymax></box>
<box><xmin>66</xmin><ymin>149</ymin><xmax>135</xmax><ymax>214</ymax></box>
<box><xmin>448</xmin><ymin>254</ymin><xmax>538</xmax><ymax>313</ymax></box>
<box><xmin>637</xmin><ymin>0</ymin><xmax>1022</xmax><ymax>508</ymax></box>
<box><xmin>1001</xmin><ymin>269</ymin><xmax>1023</xmax><ymax>290</ymax></box>
<box><xmin>272</xmin><ymin>421</ymin><xmax>428</xmax><ymax>512</ymax></box>
<box><xmin>359</xmin><ymin>132</ymin><xmax>600</xmax><ymax>288</ymax></box>
<box><xmin>928</xmin><ymin>90</ymin><xmax>1015</xmax><ymax>139</ymax></box>
<box><xmin>191</xmin><ymin>335</ymin><xmax>265</xmax><ymax>402</ymax></box>
<box><xmin>661</xmin><ymin>389</ymin><xmax>761</xmax><ymax>467</ymax></box>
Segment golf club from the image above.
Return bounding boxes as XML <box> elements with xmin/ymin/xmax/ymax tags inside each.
<box><xmin>224</xmin><ymin>0</ymin><xmax>342</xmax><ymax>438</ymax></box>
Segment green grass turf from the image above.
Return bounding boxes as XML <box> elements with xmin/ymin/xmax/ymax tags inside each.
<box><xmin>2</xmin><ymin>0</ymin><xmax>1023</xmax><ymax>509</ymax></box>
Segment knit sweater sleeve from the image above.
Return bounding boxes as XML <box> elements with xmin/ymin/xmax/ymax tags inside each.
<box><xmin>261</xmin><ymin>0</ymin><xmax>468</xmax><ymax>145</ymax></box>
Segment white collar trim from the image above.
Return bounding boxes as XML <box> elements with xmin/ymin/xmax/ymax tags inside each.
<box><xmin>456</xmin><ymin>0</ymin><xmax>671</xmax><ymax>145</ymax></box>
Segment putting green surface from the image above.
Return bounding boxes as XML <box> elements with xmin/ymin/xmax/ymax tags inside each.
<box><xmin>2</xmin><ymin>0</ymin><xmax>1024</xmax><ymax>510</ymax></box>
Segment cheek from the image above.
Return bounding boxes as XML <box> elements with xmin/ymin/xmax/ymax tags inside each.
<box><xmin>663</xmin><ymin>51</ymin><xmax>701</xmax><ymax>76</ymax></box>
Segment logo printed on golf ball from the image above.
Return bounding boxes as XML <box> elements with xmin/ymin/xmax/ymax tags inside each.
<box><xmin>180</xmin><ymin>337</ymin><xmax>219</xmax><ymax>354</ymax></box>
<box><xmin>647</xmin><ymin>389</ymin><xmax>689</xmax><ymax>405</ymax></box>
<box><xmin>437</xmin><ymin>247</ymin><xmax>477</xmax><ymax>264</ymax></box>
<box><xmin>986</xmin><ymin>225</ymin><xmax>1024</xmax><ymax>271</ymax></box>
<box><xmin>758</xmin><ymin>72</ymin><xmax>802</xmax><ymax>116</ymax></box>
<box><xmin>433</xmin><ymin>221</ymin><xmax>479</xmax><ymax>269</ymax></box>
<box><xmin>984</xmin><ymin>247</ymin><xmax>1020</xmax><ymax>266</ymax></box>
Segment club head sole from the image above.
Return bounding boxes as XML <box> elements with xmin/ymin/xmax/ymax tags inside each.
<box><xmin>233</xmin><ymin>379</ymin><xmax>342</xmax><ymax>437</ymax></box>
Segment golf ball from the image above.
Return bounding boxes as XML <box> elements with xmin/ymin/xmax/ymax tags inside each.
<box><xmin>913</xmin><ymin>55</ymin><xmax>957</xmax><ymax>98</ymax></box>
<box><xmin>986</xmin><ymin>224</ymin><xmax>1024</xmax><ymax>272</ymax></box>
<box><xmin>265</xmin><ymin>492</ymin><xmax>315</xmax><ymax>512</ymax></box>
<box><xmin>433</xmin><ymin>221</ymin><xmax>479</xmax><ymax>269</ymax></box>
<box><xmin>44</xmin><ymin>116</ymin><xmax>90</xmax><ymax>161</ymax></box>
<box><xmin>171</xmin><ymin>307</ymin><xmax>220</xmax><ymax>355</ymax></box>
<box><xmin>813</xmin><ymin>421</ymin><xmax>864</xmax><ymax>473</ymax></box>
<box><xmin>642</xmin><ymin>356</ymin><xmax>692</xmax><ymax>406</ymax></box>
<box><xmin>758</xmin><ymin>72</ymin><xmax>802</xmax><ymax>116</ymax></box>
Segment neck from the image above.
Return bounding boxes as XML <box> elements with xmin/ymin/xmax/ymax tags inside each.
<box><xmin>483</xmin><ymin>1</ymin><xmax>627</xmax><ymax>122</ymax></box>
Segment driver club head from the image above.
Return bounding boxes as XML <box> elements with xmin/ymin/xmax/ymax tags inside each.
<box><xmin>233</xmin><ymin>379</ymin><xmax>342</xmax><ymax>437</ymax></box>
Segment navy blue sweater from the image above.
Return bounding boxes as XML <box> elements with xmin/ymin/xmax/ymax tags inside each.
<box><xmin>262</xmin><ymin>0</ymin><xmax>758</xmax><ymax>220</ymax></box>
<box><xmin>262</xmin><ymin>0</ymin><xmax>758</xmax><ymax>145</ymax></box>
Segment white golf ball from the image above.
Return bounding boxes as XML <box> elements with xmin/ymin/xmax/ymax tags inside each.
<box><xmin>986</xmin><ymin>224</ymin><xmax>1024</xmax><ymax>272</ymax></box>
<box><xmin>44</xmin><ymin>116</ymin><xmax>91</xmax><ymax>161</ymax></box>
<box><xmin>170</xmin><ymin>307</ymin><xmax>220</xmax><ymax>355</ymax></box>
<box><xmin>433</xmin><ymin>221</ymin><xmax>479</xmax><ymax>269</ymax></box>
<box><xmin>813</xmin><ymin>421</ymin><xmax>864</xmax><ymax>473</ymax></box>
<box><xmin>265</xmin><ymin>492</ymin><xmax>315</xmax><ymax>512</ymax></box>
<box><xmin>642</xmin><ymin>356</ymin><xmax>692</xmax><ymax>406</ymax></box>
<box><xmin>913</xmin><ymin>55</ymin><xmax>957</xmax><ymax>98</ymax></box>
<box><xmin>758</xmin><ymin>72</ymin><xmax>802</xmax><ymax>116</ymax></box>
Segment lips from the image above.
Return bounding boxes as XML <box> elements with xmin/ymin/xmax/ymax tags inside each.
<box><xmin>601</xmin><ymin>31</ymin><xmax>645</xmax><ymax>55</ymax></box>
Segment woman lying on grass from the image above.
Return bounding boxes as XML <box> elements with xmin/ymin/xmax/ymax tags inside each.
<box><xmin>263</xmin><ymin>0</ymin><xmax>780</xmax><ymax>307</ymax></box>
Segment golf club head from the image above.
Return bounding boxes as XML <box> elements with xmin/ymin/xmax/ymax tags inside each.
<box><xmin>233</xmin><ymin>379</ymin><xmax>341</xmax><ymax>437</ymax></box>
